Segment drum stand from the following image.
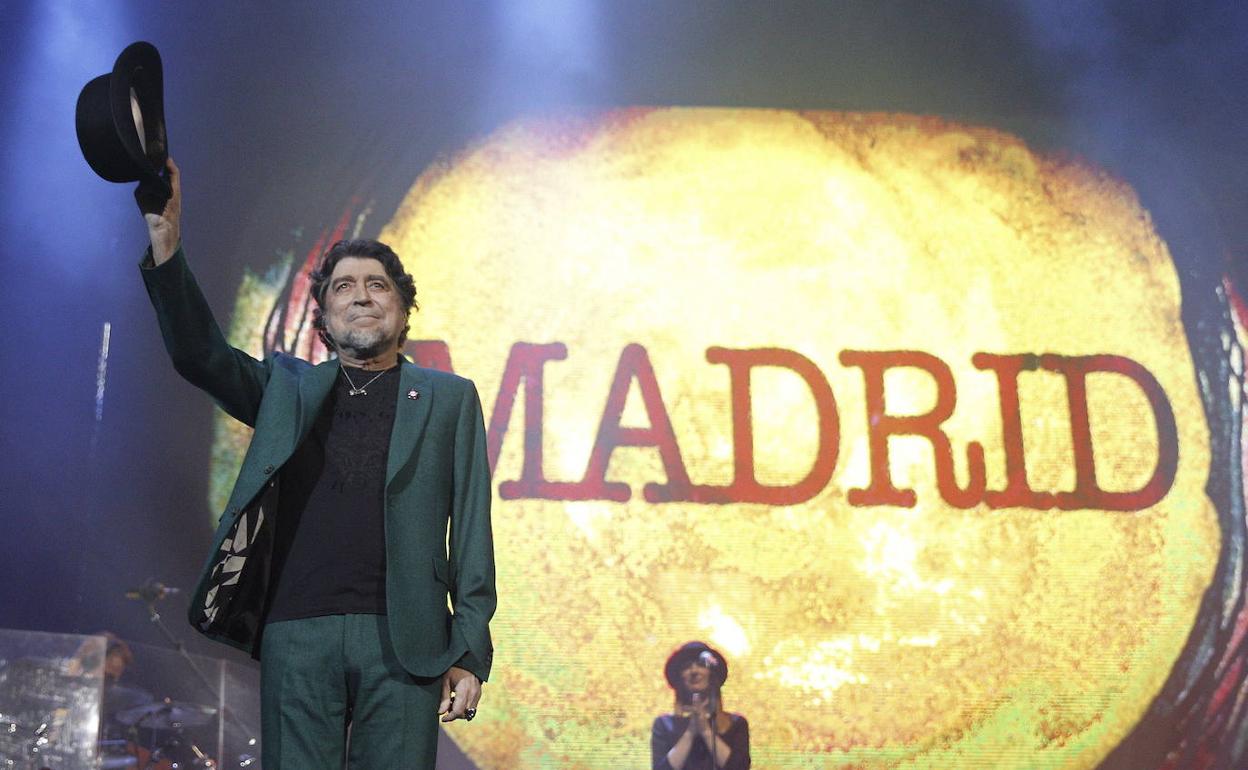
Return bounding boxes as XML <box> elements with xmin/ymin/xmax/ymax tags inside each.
<box><xmin>140</xmin><ymin>599</ymin><xmax>259</xmax><ymax>768</ymax></box>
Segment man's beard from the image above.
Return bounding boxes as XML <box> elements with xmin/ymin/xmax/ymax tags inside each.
<box><xmin>335</xmin><ymin>327</ymin><xmax>396</xmax><ymax>361</ymax></box>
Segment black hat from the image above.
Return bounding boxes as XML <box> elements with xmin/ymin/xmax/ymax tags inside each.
<box><xmin>664</xmin><ymin>641</ymin><xmax>728</xmax><ymax>690</ymax></box>
<box><xmin>75</xmin><ymin>41</ymin><xmax>171</xmax><ymax>199</ymax></box>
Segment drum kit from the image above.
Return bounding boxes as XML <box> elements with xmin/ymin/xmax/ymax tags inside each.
<box><xmin>98</xmin><ymin>694</ymin><xmax>220</xmax><ymax>770</ymax></box>
<box><xmin>1</xmin><ymin>585</ymin><xmax>260</xmax><ymax>769</ymax></box>
<box><xmin>0</xmin><ymin>663</ymin><xmax>222</xmax><ymax>770</ymax></box>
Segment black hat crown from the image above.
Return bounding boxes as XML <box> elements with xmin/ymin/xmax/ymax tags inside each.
<box><xmin>664</xmin><ymin>641</ymin><xmax>729</xmax><ymax>690</ymax></box>
<box><xmin>75</xmin><ymin>41</ymin><xmax>171</xmax><ymax>199</ymax></box>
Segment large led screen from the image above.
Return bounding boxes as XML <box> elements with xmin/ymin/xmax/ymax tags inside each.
<box><xmin>202</xmin><ymin>108</ymin><xmax>1248</xmax><ymax>768</ymax></box>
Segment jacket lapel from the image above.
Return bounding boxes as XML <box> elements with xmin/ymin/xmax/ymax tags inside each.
<box><xmin>386</xmin><ymin>361</ymin><xmax>434</xmax><ymax>488</ymax></box>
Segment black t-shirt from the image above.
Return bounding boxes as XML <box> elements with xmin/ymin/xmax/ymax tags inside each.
<box><xmin>265</xmin><ymin>362</ymin><xmax>400</xmax><ymax>623</ymax></box>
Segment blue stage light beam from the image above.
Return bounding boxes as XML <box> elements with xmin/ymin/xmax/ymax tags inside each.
<box><xmin>477</xmin><ymin>0</ymin><xmax>606</xmax><ymax>122</ymax></box>
<box><xmin>2</xmin><ymin>0</ymin><xmax>140</xmax><ymax>285</ymax></box>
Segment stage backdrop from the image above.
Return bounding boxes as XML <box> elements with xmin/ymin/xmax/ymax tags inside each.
<box><xmin>210</xmin><ymin>108</ymin><xmax>1245</xmax><ymax>768</ymax></box>
<box><xmin>6</xmin><ymin>4</ymin><xmax>1248</xmax><ymax>770</ymax></box>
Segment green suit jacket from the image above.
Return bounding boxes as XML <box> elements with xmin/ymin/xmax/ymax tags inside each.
<box><xmin>141</xmin><ymin>246</ymin><xmax>496</xmax><ymax>681</ymax></box>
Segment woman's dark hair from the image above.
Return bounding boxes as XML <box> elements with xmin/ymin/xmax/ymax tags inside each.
<box><xmin>309</xmin><ymin>238</ymin><xmax>418</xmax><ymax>348</ymax></box>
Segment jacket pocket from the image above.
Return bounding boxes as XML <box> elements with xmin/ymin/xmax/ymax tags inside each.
<box><xmin>432</xmin><ymin>555</ymin><xmax>452</xmax><ymax>588</ymax></box>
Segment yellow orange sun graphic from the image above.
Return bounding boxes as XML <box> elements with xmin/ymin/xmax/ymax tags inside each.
<box><xmin>217</xmin><ymin>109</ymin><xmax>1219</xmax><ymax>768</ymax></box>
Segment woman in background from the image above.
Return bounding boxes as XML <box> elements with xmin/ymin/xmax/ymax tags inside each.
<box><xmin>651</xmin><ymin>641</ymin><xmax>750</xmax><ymax>770</ymax></box>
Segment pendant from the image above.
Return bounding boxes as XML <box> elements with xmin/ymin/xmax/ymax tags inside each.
<box><xmin>348</xmin><ymin>388</ymin><xmax>366</xmax><ymax>396</ymax></box>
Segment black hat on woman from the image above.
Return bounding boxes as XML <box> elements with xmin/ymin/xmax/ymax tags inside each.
<box><xmin>664</xmin><ymin>640</ymin><xmax>729</xmax><ymax>691</ymax></box>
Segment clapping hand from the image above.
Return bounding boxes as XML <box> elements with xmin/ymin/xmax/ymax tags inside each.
<box><xmin>687</xmin><ymin>693</ymin><xmax>714</xmax><ymax>740</ymax></box>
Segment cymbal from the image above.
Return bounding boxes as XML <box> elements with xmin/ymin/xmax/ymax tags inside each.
<box><xmin>103</xmin><ymin>684</ymin><xmax>153</xmax><ymax>714</ymax></box>
<box><xmin>116</xmin><ymin>698</ymin><xmax>216</xmax><ymax>729</ymax></box>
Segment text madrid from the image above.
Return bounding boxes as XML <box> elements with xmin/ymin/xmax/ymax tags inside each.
<box><xmin>404</xmin><ymin>340</ymin><xmax>1178</xmax><ymax>512</ymax></box>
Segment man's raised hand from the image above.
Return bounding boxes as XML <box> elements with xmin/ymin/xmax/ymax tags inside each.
<box><xmin>137</xmin><ymin>157</ymin><xmax>181</xmax><ymax>265</ymax></box>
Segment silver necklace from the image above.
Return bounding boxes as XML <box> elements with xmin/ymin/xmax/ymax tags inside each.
<box><xmin>340</xmin><ymin>364</ymin><xmax>388</xmax><ymax>396</ymax></box>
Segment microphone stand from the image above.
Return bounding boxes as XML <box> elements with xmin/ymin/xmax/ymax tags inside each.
<box><xmin>142</xmin><ymin>599</ymin><xmax>218</xmax><ymax>698</ymax></box>
<box><xmin>141</xmin><ymin>597</ymin><xmax>260</xmax><ymax>761</ymax></box>
<box><xmin>709</xmin><ymin>689</ymin><xmax>719</xmax><ymax>770</ymax></box>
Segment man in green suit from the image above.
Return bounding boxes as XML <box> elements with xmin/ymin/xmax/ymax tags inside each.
<box><xmin>137</xmin><ymin>158</ymin><xmax>496</xmax><ymax>768</ymax></box>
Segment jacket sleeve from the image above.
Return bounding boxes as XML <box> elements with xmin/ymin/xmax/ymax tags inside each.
<box><xmin>447</xmin><ymin>379</ymin><xmax>497</xmax><ymax>681</ymax></box>
<box><xmin>140</xmin><ymin>244</ymin><xmax>270</xmax><ymax>426</ymax></box>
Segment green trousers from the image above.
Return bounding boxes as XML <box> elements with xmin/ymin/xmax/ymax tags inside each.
<box><xmin>260</xmin><ymin>614</ymin><xmax>442</xmax><ymax>769</ymax></box>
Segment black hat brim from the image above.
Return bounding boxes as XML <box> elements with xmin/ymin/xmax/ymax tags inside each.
<box><xmin>664</xmin><ymin>641</ymin><xmax>729</xmax><ymax>690</ymax></box>
<box><xmin>75</xmin><ymin>41</ymin><xmax>170</xmax><ymax>198</ymax></box>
